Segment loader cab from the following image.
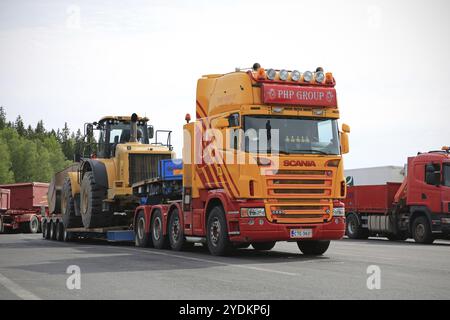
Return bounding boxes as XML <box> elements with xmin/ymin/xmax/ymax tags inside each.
<box><xmin>85</xmin><ymin>116</ymin><xmax>153</xmax><ymax>159</ymax></box>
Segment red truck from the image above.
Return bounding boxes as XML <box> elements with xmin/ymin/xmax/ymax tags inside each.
<box><xmin>0</xmin><ymin>183</ymin><xmax>49</xmax><ymax>234</ymax></box>
<box><xmin>344</xmin><ymin>147</ymin><xmax>450</xmax><ymax>244</ymax></box>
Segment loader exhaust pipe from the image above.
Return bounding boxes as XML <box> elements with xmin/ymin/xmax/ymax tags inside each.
<box><xmin>130</xmin><ymin>113</ymin><xmax>138</xmax><ymax>142</ymax></box>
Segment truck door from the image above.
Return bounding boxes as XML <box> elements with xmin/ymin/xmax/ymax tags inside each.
<box><xmin>422</xmin><ymin>162</ymin><xmax>442</xmax><ymax>213</ymax></box>
<box><xmin>442</xmin><ymin>163</ymin><xmax>450</xmax><ymax>214</ymax></box>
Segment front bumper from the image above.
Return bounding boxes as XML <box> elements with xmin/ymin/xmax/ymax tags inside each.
<box><xmin>228</xmin><ymin>216</ymin><xmax>346</xmax><ymax>243</ymax></box>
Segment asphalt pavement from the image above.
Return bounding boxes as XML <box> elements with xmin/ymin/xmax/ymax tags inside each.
<box><xmin>0</xmin><ymin>233</ymin><xmax>449</xmax><ymax>300</ymax></box>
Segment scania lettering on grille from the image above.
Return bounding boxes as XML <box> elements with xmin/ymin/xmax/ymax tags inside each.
<box><xmin>283</xmin><ymin>160</ymin><xmax>316</xmax><ymax>167</ymax></box>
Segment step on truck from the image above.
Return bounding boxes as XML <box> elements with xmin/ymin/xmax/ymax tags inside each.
<box><xmin>132</xmin><ymin>64</ymin><xmax>350</xmax><ymax>256</ymax></box>
<box><xmin>344</xmin><ymin>147</ymin><xmax>450</xmax><ymax>244</ymax></box>
<box><xmin>0</xmin><ymin>183</ymin><xmax>48</xmax><ymax>234</ymax></box>
<box><xmin>41</xmin><ymin>114</ymin><xmax>174</xmax><ymax>242</ymax></box>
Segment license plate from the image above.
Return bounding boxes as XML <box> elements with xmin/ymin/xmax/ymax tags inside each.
<box><xmin>290</xmin><ymin>229</ymin><xmax>313</xmax><ymax>239</ymax></box>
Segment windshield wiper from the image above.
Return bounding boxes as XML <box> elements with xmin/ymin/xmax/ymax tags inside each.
<box><xmin>290</xmin><ymin>149</ymin><xmax>330</xmax><ymax>155</ymax></box>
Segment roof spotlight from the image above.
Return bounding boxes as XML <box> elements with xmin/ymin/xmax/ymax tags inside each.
<box><xmin>267</xmin><ymin>69</ymin><xmax>276</xmax><ymax>80</ymax></box>
<box><xmin>279</xmin><ymin>69</ymin><xmax>289</xmax><ymax>81</ymax></box>
<box><xmin>315</xmin><ymin>71</ymin><xmax>325</xmax><ymax>83</ymax></box>
<box><xmin>303</xmin><ymin>71</ymin><xmax>313</xmax><ymax>82</ymax></box>
<box><xmin>291</xmin><ymin>70</ymin><xmax>301</xmax><ymax>81</ymax></box>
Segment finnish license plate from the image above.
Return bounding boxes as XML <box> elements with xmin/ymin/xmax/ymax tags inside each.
<box><xmin>290</xmin><ymin>229</ymin><xmax>313</xmax><ymax>239</ymax></box>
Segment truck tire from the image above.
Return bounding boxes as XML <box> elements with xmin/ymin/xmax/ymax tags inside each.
<box><xmin>135</xmin><ymin>211</ymin><xmax>152</xmax><ymax>248</ymax></box>
<box><xmin>56</xmin><ymin>222</ymin><xmax>64</xmax><ymax>241</ymax></box>
<box><xmin>41</xmin><ymin>220</ymin><xmax>46</xmax><ymax>238</ymax></box>
<box><xmin>61</xmin><ymin>177</ymin><xmax>83</xmax><ymax>228</ymax></box>
<box><xmin>252</xmin><ymin>241</ymin><xmax>276</xmax><ymax>251</ymax></box>
<box><xmin>412</xmin><ymin>216</ymin><xmax>434</xmax><ymax>244</ymax></box>
<box><xmin>206</xmin><ymin>206</ymin><xmax>232</xmax><ymax>256</ymax></box>
<box><xmin>168</xmin><ymin>208</ymin><xmax>192</xmax><ymax>251</ymax></box>
<box><xmin>346</xmin><ymin>213</ymin><xmax>369</xmax><ymax>239</ymax></box>
<box><xmin>44</xmin><ymin>221</ymin><xmax>51</xmax><ymax>239</ymax></box>
<box><xmin>28</xmin><ymin>215</ymin><xmax>40</xmax><ymax>234</ymax></box>
<box><xmin>50</xmin><ymin>220</ymin><xmax>57</xmax><ymax>240</ymax></box>
<box><xmin>297</xmin><ymin>240</ymin><xmax>330</xmax><ymax>256</ymax></box>
<box><xmin>80</xmin><ymin>172</ymin><xmax>109</xmax><ymax>228</ymax></box>
<box><xmin>63</xmin><ymin>228</ymin><xmax>73</xmax><ymax>242</ymax></box>
<box><xmin>0</xmin><ymin>216</ymin><xmax>4</xmax><ymax>233</ymax></box>
<box><xmin>151</xmin><ymin>210</ymin><xmax>169</xmax><ymax>249</ymax></box>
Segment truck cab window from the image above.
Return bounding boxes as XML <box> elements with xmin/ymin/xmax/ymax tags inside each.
<box><xmin>444</xmin><ymin>164</ymin><xmax>450</xmax><ymax>187</ymax></box>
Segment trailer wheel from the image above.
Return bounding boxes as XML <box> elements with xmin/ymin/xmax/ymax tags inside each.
<box><xmin>151</xmin><ymin>210</ymin><xmax>169</xmax><ymax>249</ymax></box>
<box><xmin>44</xmin><ymin>221</ymin><xmax>51</xmax><ymax>239</ymax></box>
<box><xmin>168</xmin><ymin>208</ymin><xmax>192</xmax><ymax>251</ymax></box>
<box><xmin>63</xmin><ymin>228</ymin><xmax>73</xmax><ymax>242</ymax></box>
<box><xmin>50</xmin><ymin>221</ymin><xmax>57</xmax><ymax>240</ymax></box>
<box><xmin>252</xmin><ymin>241</ymin><xmax>276</xmax><ymax>251</ymax></box>
<box><xmin>62</xmin><ymin>177</ymin><xmax>83</xmax><ymax>228</ymax></box>
<box><xmin>41</xmin><ymin>221</ymin><xmax>46</xmax><ymax>238</ymax></box>
<box><xmin>206</xmin><ymin>206</ymin><xmax>232</xmax><ymax>256</ymax></box>
<box><xmin>135</xmin><ymin>211</ymin><xmax>152</xmax><ymax>248</ymax></box>
<box><xmin>412</xmin><ymin>216</ymin><xmax>434</xmax><ymax>244</ymax></box>
<box><xmin>80</xmin><ymin>172</ymin><xmax>109</xmax><ymax>228</ymax></box>
<box><xmin>297</xmin><ymin>240</ymin><xmax>330</xmax><ymax>256</ymax></box>
<box><xmin>0</xmin><ymin>216</ymin><xmax>4</xmax><ymax>234</ymax></box>
<box><xmin>56</xmin><ymin>222</ymin><xmax>64</xmax><ymax>241</ymax></box>
<box><xmin>346</xmin><ymin>213</ymin><xmax>369</xmax><ymax>239</ymax></box>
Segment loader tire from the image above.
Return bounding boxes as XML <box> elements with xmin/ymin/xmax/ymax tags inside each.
<box><xmin>80</xmin><ymin>172</ymin><xmax>110</xmax><ymax>228</ymax></box>
<box><xmin>61</xmin><ymin>177</ymin><xmax>82</xmax><ymax>228</ymax></box>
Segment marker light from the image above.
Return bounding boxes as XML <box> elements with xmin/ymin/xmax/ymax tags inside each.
<box><xmin>279</xmin><ymin>69</ymin><xmax>289</xmax><ymax>81</ymax></box>
<box><xmin>291</xmin><ymin>70</ymin><xmax>301</xmax><ymax>81</ymax></box>
<box><xmin>256</xmin><ymin>68</ymin><xmax>266</xmax><ymax>80</ymax></box>
<box><xmin>267</xmin><ymin>69</ymin><xmax>276</xmax><ymax>80</ymax></box>
<box><xmin>315</xmin><ymin>71</ymin><xmax>325</xmax><ymax>83</ymax></box>
<box><xmin>303</xmin><ymin>71</ymin><xmax>313</xmax><ymax>82</ymax></box>
<box><xmin>325</xmin><ymin>72</ymin><xmax>334</xmax><ymax>84</ymax></box>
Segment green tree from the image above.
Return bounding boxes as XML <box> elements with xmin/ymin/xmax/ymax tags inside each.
<box><xmin>14</xmin><ymin>115</ymin><xmax>26</xmax><ymax>136</ymax></box>
<box><xmin>0</xmin><ymin>106</ymin><xmax>6</xmax><ymax>130</ymax></box>
<box><xmin>0</xmin><ymin>138</ymin><xmax>14</xmax><ymax>183</ymax></box>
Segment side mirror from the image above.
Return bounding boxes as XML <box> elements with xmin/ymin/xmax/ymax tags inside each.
<box><xmin>340</xmin><ymin>132</ymin><xmax>349</xmax><ymax>154</ymax></box>
<box><xmin>342</xmin><ymin>123</ymin><xmax>351</xmax><ymax>133</ymax></box>
<box><xmin>212</xmin><ymin>118</ymin><xmax>229</xmax><ymax>129</ymax></box>
<box><xmin>148</xmin><ymin>126</ymin><xmax>154</xmax><ymax>140</ymax></box>
<box><xmin>86</xmin><ymin>123</ymin><xmax>94</xmax><ymax>137</ymax></box>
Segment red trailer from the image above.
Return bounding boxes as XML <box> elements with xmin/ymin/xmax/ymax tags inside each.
<box><xmin>344</xmin><ymin>148</ymin><xmax>450</xmax><ymax>244</ymax></box>
<box><xmin>0</xmin><ymin>183</ymin><xmax>49</xmax><ymax>234</ymax></box>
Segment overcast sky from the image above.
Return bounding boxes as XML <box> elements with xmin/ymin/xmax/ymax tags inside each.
<box><xmin>0</xmin><ymin>0</ymin><xmax>449</xmax><ymax>169</ymax></box>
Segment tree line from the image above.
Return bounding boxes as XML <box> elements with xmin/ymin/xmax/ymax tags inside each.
<box><xmin>0</xmin><ymin>106</ymin><xmax>83</xmax><ymax>184</ymax></box>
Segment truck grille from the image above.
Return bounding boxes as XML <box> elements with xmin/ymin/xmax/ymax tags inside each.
<box><xmin>129</xmin><ymin>154</ymin><xmax>171</xmax><ymax>185</ymax></box>
<box><xmin>264</xmin><ymin>169</ymin><xmax>334</xmax><ymax>224</ymax></box>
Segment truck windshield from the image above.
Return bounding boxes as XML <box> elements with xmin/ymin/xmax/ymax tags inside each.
<box><xmin>243</xmin><ymin>116</ymin><xmax>340</xmax><ymax>155</ymax></box>
<box><xmin>444</xmin><ymin>164</ymin><xmax>450</xmax><ymax>187</ymax></box>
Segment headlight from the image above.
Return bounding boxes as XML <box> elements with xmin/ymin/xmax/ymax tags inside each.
<box><xmin>303</xmin><ymin>71</ymin><xmax>313</xmax><ymax>82</ymax></box>
<box><xmin>267</xmin><ymin>69</ymin><xmax>276</xmax><ymax>80</ymax></box>
<box><xmin>241</xmin><ymin>208</ymin><xmax>266</xmax><ymax>218</ymax></box>
<box><xmin>315</xmin><ymin>71</ymin><xmax>325</xmax><ymax>83</ymax></box>
<box><xmin>279</xmin><ymin>69</ymin><xmax>289</xmax><ymax>81</ymax></box>
<box><xmin>291</xmin><ymin>70</ymin><xmax>301</xmax><ymax>81</ymax></box>
<box><xmin>333</xmin><ymin>207</ymin><xmax>345</xmax><ymax>217</ymax></box>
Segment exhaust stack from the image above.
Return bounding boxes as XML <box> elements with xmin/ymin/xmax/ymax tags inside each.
<box><xmin>130</xmin><ymin>113</ymin><xmax>138</xmax><ymax>142</ymax></box>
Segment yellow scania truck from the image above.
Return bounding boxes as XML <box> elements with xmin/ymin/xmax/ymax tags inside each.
<box><xmin>132</xmin><ymin>64</ymin><xmax>351</xmax><ymax>256</ymax></box>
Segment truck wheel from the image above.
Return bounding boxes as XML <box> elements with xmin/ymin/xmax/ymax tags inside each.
<box><xmin>50</xmin><ymin>221</ymin><xmax>57</xmax><ymax>240</ymax></box>
<box><xmin>80</xmin><ymin>172</ymin><xmax>109</xmax><ymax>228</ymax></box>
<box><xmin>41</xmin><ymin>221</ymin><xmax>46</xmax><ymax>238</ymax></box>
<box><xmin>297</xmin><ymin>240</ymin><xmax>331</xmax><ymax>256</ymax></box>
<box><xmin>206</xmin><ymin>206</ymin><xmax>232</xmax><ymax>256</ymax></box>
<box><xmin>412</xmin><ymin>216</ymin><xmax>434</xmax><ymax>244</ymax></box>
<box><xmin>151</xmin><ymin>210</ymin><xmax>169</xmax><ymax>249</ymax></box>
<box><xmin>28</xmin><ymin>215</ymin><xmax>40</xmax><ymax>234</ymax></box>
<box><xmin>62</xmin><ymin>177</ymin><xmax>83</xmax><ymax>228</ymax></box>
<box><xmin>0</xmin><ymin>216</ymin><xmax>4</xmax><ymax>233</ymax></box>
<box><xmin>44</xmin><ymin>221</ymin><xmax>51</xmax><ymax>239</ymax></box>
<box><xmin>252</xmin><ymin>241</ymin><xmax>276</xmax><ymax>251</ymax></box>
<box><xmin>168</xmin><ymin>208</ymin><xmax>192</xmax><ymax>251</ymax></box>
<box><xmin>56</xmin><ymin>222</ymin><xmax>64</xmax><ymax>241</ymax></box>
<box><xmin>346</xmin><ymin>213</ymin><xmax>369</xmax><ymax>239</ymax></box>
<box><xmin>135</xmin><ymin>211</ymin><xmax>152</xmax><ymax>247</ymax></box>
<box><xmin>63</xmin><ymin>228</ymin><xmax>73</xmax><ymax>242</ymax></box>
